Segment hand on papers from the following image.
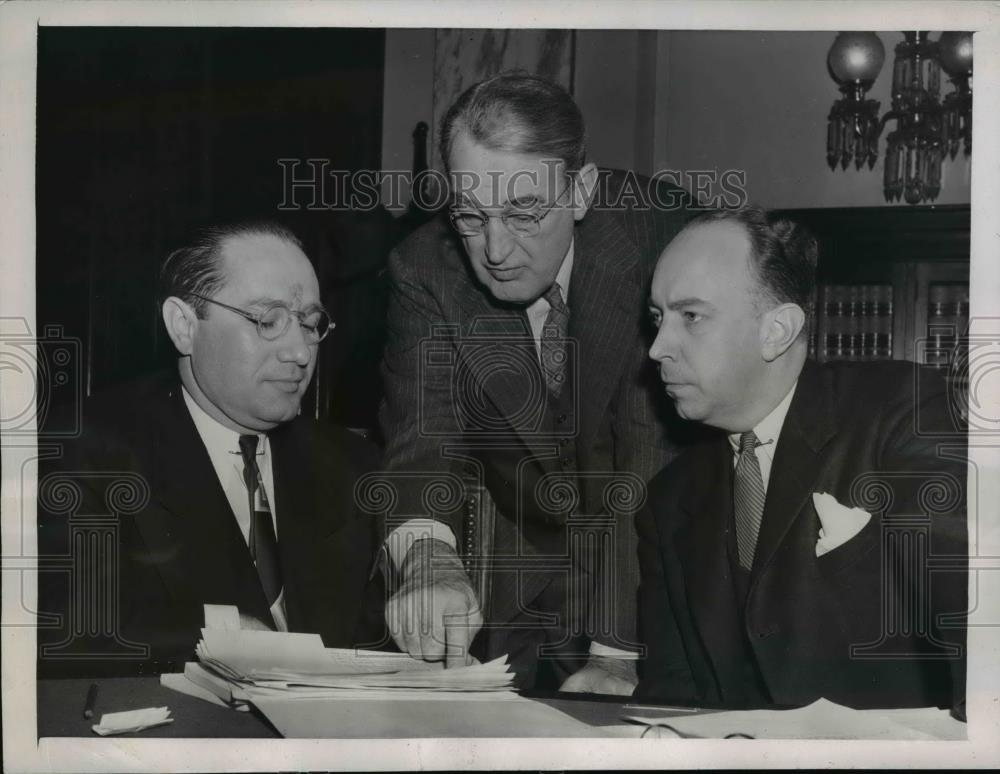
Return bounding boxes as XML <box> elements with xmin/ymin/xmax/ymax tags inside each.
<box><xmin>387</xmin><ymin>538</ymin><xmax>483</xmax><ymax>667</ymax></box>
<box><xmin>560</xmin><ymin>655</ymin><xmax>637</xmax><ymax>696</ymax></box>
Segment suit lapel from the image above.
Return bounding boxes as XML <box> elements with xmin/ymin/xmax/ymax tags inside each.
<box><xmin>570</xmin><ymin>212</ymin><xmax>644</xmax><ymax>456</ymax></box>
<box><xmin>136</xmin><ymin>380</ymin><xmax>273</xmax><ymax>625</ymax></box>
<box><xmin>750</xmin><ymin>362</ymin><xmax>837</xmax><ymax>584</ymax></box>
<box><xmin>675</xmin><ymin>437</ymin><xmax>747</xmax><ymax>701</ymax></box>
<box><xmin>448</xmin><ymin>211</ymin><xmax>645</xmax><ymax>464</ymax></box>
<box><xmin>270</xmin><ymin>424</ymin><xmax>376</xmax><ymax>644</ymax></box>
<box><xmin>450</xmin><ymin>257</ymin><xmax>560</xmax><ymax>468</ymax></box>
<box><xmin>671</xmin><ymin>363</ymin><xmax>837</xmax><ymax>702</ymax></box>
<box><xmin>270</xmin><ymin>426</ymin><xmax>314</xmax><ymax>631</ymax></box>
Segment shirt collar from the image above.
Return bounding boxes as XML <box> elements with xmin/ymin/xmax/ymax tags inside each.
<box><xmin>181</xmin><ymin>385</ymin><xmax>262</xmax><ymax>456</ymax></box>
<box><xmin>728</xmin><ymin>381</ymin><xmax>798</xmax><ymax>455</ymax></box>
<box><xmin>527</xmin><ymin>239</ymin><xmax>574</xmax><ymax>318</ymax></box>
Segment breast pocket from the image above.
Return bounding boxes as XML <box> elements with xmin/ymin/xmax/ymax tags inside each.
<box><xmin>813</xmin><ymin>510</ymin><xmax>882</xmax><ymax>579</ymax></box>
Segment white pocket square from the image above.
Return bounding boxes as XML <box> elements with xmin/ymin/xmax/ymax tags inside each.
<box><xmin>812</xmin><ymin>492</ymin><xmax>872</xmax><ymax>557</ymax></box>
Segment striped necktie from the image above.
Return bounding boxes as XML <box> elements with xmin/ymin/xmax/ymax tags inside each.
<box><xmin>734</xmin><ymin>430</ymin><xmax>766</xmax><ymax>571</ymax></box>
<box><xmin>238</xmin><ymin>434</ymin><xmax>283</xmax><ymax>607</ymax></box>
<box><xmin>540</xmin><ymin>282</ymin><xmax>570</xmax><ymax>398</ymax></box>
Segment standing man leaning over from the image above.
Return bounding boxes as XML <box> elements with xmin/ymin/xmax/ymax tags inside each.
<box><xmin>637</xmin><ymin>207</ymin><xmax>967</xmax><ymax>711</ymax></box>
<box><xmin>379</xmin><ymin>72</ymin><xmax>691</xmax><ymax>691</ymax></box>
<box><xmin>38</xmin><ymin>221</ymin><xmax>384</xmax><ymax>675</ymax></box>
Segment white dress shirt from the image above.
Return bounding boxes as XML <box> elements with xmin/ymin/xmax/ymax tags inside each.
<box><xmin>592</xmin><ymin>382</ymin><xmax>801</xmax><ymax>661</ymax></box>
<box><xmin>182</xmin><ymin>387</ymin><xmax>288</xmax><ymax>631</ymax></box>
<box><xmin>726</xmin><ymin>381</ymin><xmax>799</xmax><ymax>492</ymax></box>
<box><xmin>525</xmin><ymin>241</ymin><xmax>574</xmax><ymax>356</ymax></box>
<box><xmin>385</xmin><ymin>242</ymin><xmax>576</xmax><ymax>570</ymax></box>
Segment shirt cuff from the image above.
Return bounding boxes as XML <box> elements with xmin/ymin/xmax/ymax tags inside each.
<box><xmin>385</xmin><ymin>519</ymin><xmax>458</xmax><ymax>571</ymax></box>
<box><xmin>589</xmin><ymin>641</ymin><xmax>640</xmax><ymax>660</ymax></box>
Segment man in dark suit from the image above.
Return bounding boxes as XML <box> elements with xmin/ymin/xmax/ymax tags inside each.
<box><xmin>38</xmin><ymin>221</ymin><xmax>384</xmax><ymax>676</ymax></box>
<box><xmin>379</xmin><ymin>72</ymin><xmax>691</xmax><ymax>691</ymax></box>
<box><xmin>636</xmin><ymin>206</ymin><xmax>967</xmax><ymax>710</ymax></box>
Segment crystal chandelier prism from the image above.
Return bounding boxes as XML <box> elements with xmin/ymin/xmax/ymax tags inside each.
<box><xmin>826</xmin><ymin>31</ymin><xmax>973</xmax><ymax>205</ymax></box>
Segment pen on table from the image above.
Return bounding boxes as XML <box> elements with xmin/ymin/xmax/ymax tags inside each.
<box><xmin>83</xmin><ymin>683</ymin><xmax>99</xmax><ymax>719</ymax></box>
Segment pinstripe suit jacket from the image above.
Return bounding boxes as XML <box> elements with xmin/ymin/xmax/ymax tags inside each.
<box><xmin>379</xmin><ymin>172</ymin><xmax>692</xmax><ymax>652</ymax></box>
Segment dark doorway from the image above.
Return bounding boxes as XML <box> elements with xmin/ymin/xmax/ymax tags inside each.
<box><xmin>37</xmin><ymin>26</ymin><xmax>387</xmax><ymax>426</ymax></box>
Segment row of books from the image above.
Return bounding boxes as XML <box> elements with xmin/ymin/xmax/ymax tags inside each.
<box><xmin>815</xmin><ymin>284</ymin><xmax>895</xmax><ymax>361</ymax></box>
<box><xmin>924</xmin><ymin>283</ymin><xmax>970</xmax><ymax>370</ymax></box>
<box><xmin>813</xmin><ymin>283</ymin><xmax>969</xmax><ymax>367</ymax></box>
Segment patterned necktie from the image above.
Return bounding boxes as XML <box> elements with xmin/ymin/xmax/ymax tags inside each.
<box><xmin>238</xmin><ymin>434</ymin><xmax>283</xmax><ymax>607</ymax></box>
<box><xmin>540</xmin><ymin>282</ymin><xmax>570</xmax><ymax>398</ymax></box>
<box><xmin>733</xmin><ymin>430</ymin><xmax>766</xmax><ymax>571</ymax></box>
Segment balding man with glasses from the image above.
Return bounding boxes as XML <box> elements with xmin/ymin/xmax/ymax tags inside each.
<box><xmin>379</xmin><ymin>72</ymin><xmax>693</xmax><ymax>692</ymax></box>
<box><xmin>38</xmin><ymin>220</ymin><xmax>385</xmax><ymax>676</ymax></box>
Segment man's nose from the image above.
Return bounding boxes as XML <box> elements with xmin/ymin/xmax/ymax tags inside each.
<box><xmin>482</xmin><ymin>216</ymin><xmax>514</xmax><ymax>266</ymax></box>
<box><xmin>648</xmin><ymin>323</ymin><xmax>676</xmax><ymax>363</ymax></box>
<box><xmin>277</xmin><ymin>319</ymin><xmax>313</xmax><ymax>366</ymax></box>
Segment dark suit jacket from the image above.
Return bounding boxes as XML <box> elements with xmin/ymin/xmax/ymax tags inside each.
<box><xmin>37</xmin><ymin>371</ymin><xmax>386</xmax><ymax>677</ymax></box>
<box><xmin>636</xmin><ymin>360</ymin><xmax>967</xmax><ymax>710</ymax></box>
<box><xmin>379</xmin><ymin>172</ymin><xmax>692</xmax><ymax>657</ymax></box>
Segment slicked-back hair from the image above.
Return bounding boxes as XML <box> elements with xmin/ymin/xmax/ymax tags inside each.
<box><xmin>439</xmin><ymin>71</ymin><xmax>587</xmax><ymax>173</ymax></box>
<box><xmin>158</xmin><ymin>220</ymin><xmax>304</xmax><ymax>318</ymax></box>
<box><xmin>686</xmin><ymin>206</ymin><xmax>818</xmax><ymax>313</ymax></box>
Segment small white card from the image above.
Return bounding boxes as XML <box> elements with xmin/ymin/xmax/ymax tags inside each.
<box><xmin>91</xmin><ymin>706</ymin><xmax>173</xmax><ymax>736</ymax></box>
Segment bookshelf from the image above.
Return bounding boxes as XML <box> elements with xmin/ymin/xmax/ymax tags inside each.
<box><xmin>815</xmin><ymin>263</ymin><xmax>969</xmax><ymax>366</ymax></box>
<box><xmin>815</xmin><ymin>283</ymin><xmax>895</xmax><ymax>361</ymax></box>
<box><xmin>775</xmin><ymin>205</ymin><xmax>970</xmax><ymax>370</ymax></box>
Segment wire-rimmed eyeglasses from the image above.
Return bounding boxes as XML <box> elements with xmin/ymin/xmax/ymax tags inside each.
<box><xmin>188</xmin><ymin>293</ymin><xmax>333</xmax><ymax>343</ymax></box>
<box><xmin>449</xmin><ymin>181</ymin><xmax>574</xmax><ymax>238</ymax></box>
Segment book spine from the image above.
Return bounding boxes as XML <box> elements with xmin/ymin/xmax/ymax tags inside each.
<box><xmin>818</xmin><ymin>283</ymin><xmax>895</xmax><ymax>362</ymax></box>
<box><xmin>877</xmin><ymin>284</ymin><xmax>893</xmax><ymax>359</ymax></box>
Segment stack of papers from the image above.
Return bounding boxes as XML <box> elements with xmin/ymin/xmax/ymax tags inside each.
<box><xmin>160</xmin><ymin>606</ymin><xmax>515</xmax><ymax>713</ymax></box>
<box><xmin>195</xmin><ymin>628</ymin><xmax>513</xmax><ymax>692</ymax></box>
<box><xmin>161</xmin><ymin>663</ymin><xmax>252</xmax><ymax>710</ymax></box>
<box><xmin>163</xmin><ymin>629</ymin><xmax>513</xmax><ymax>710</ymax></box>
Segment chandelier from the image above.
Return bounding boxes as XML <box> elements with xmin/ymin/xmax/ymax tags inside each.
<box><xmin>826</xmin><ymin>31</ymin><xmax>973</xmax><ymax>204</ymax></box>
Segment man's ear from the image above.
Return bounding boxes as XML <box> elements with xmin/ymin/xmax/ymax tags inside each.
<box><xmin>161</xmin><ymin>296</ymin><xmax>199</xmax><ymax>356</ymax></box>
<box><xmin>760</xmin><ymin>302</ymin><xmax>806</xmax><ymax>362</ymax></box>
<box><xmin>572</xmin><ymin>162</ymin><xmax>599</xmax><ymax>221</ymax></box>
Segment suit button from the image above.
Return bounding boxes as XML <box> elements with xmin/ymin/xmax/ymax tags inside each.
<box><xmin>557</xmin><ymin>413</ymin><xmax>567</xmax><ymax>424</ymax></box>
<box><xmin>561</xmin><ymin>456</ymin><xmax>573</xmax><ymax>467</ymax></box>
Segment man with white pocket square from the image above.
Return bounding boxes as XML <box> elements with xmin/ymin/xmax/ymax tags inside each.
<box><xmin>635</xmin><ymin>206</ymin><xmax>967</xmax><ymax>712</ymax></box>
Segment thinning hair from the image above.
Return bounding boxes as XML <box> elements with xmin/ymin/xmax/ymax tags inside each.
<box><xmin>439</xmin><ymin>70</ymin><xmax>587</xmax><ymax>173</ymax></box>
<box><xmin>158</xmin><ymin>220</ymin><xmax>303</xmax><ymax>318</ymax></box>
<box><xmin>686</xmin><ymin>206</ymin><xmax>818</xmax><ymax>313</ymax></box>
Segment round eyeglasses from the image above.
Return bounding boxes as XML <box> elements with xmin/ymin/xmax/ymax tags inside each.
<box><xmin>449</xmin><ymin>182</ymin><xmax>573</xmax><ymax>238</ymax></box>
<box><xmin>188</xmin><ymin>293</ymin><xmax>333</xmax><ymax>343</ymax></box>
